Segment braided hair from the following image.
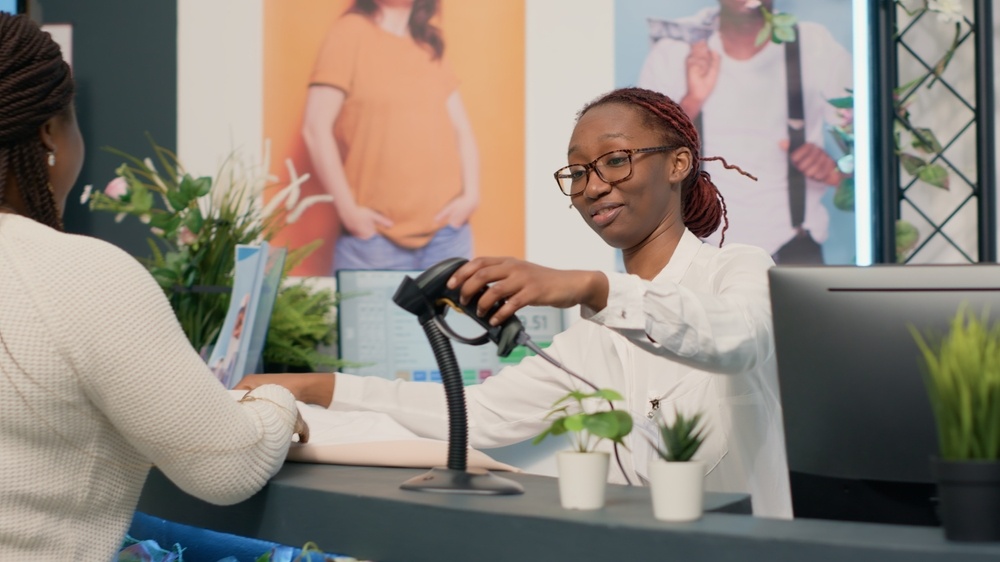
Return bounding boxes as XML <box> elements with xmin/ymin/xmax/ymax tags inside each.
<box><xmin>0</xmin><ymin>13</ymin><xmax>75</xmax><ymax>231</ymax></box>
<box><xmin>578</xmin><ymin>87</ymin><xmax>757</xmax><ymax>245</ymax></box>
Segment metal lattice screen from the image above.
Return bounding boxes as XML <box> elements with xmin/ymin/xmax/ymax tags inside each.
<box><xmin>874</xmin><ymin>0</ymin><xmax>994</xmax><ymax>264</ymax></box>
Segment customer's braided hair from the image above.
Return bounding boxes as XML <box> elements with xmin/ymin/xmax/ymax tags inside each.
<box><xmin>578</xmin><ymin>87</ymin><xmax>757</xmax><ymax>245</ymax></box>
<box><xmin>0</xmin><ymin>13</ymin><xmax>74</xmax><ymax>231</ymax></box>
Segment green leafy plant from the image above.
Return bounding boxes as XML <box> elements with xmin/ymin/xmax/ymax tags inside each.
<box><xmin>532</xmin><ymin>388</ymin><xmax>632</xmax><ymax>454</ymax></box>
<box><xmin>85</xmin><ymin>137</ymin><xmax>339</xmax><ymax>370</ymax></box>
<box><xmin>754</xmin><ymin>2</ymin><xmax>797</xmax><ymax>46</ymax></box>
<box><xmin>910</xmin><ymin>305</ymin><xmax>1000</xmax><ymax>460</ymax></box>
<box><xmin>651</xmin><ymin>410</ymin><xmax>707</xmax><ymax>463</ymax></box>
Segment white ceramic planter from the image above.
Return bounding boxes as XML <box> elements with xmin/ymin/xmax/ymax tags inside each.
<box><xmin>556</xmin><ymin>451</ymin><xmax>610</xmax><ymax>510</ymax></box>
<box><xmin>648</xmin><ymin>459</ymin><xmax>706</xmax><ymax>522</ymax></box>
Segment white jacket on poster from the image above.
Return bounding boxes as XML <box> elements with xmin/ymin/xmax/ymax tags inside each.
<box><xmin>334</xmin><ymin>230</ymin><xmax>792</xmax><ymax>519</ymax></box>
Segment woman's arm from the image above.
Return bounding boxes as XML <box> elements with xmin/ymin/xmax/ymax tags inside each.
<box><xmin>589</xmin><ymin>247</ymin><xmax>775</xmax><ymax>375</ymax></box>
<box><xmin>301</xmin><ymin>85</ymin><xmax>393</xmax><ymax>238</ymax></box>
<box><xmin>434</xmin><ymin>91</ymin><xmax>480</xmax><ymax>227</ymax></box>
<box><xmin>57</xmin><ymin>241</ymin><xmax>301</xmax><ymax>505</ymax></box>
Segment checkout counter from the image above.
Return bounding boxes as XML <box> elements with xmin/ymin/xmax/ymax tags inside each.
<box><xmin>137</xmin><ymin>462</ymin><xmax>1000</xmax><ymax>562</ymax></box>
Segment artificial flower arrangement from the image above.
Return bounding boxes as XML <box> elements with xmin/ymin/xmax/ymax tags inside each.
<box><xmin>85</xmin><ymin>138</ymin><xmax>341</xmax><ymax>371</ymax></box>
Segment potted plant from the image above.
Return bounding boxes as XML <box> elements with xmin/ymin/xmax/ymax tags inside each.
<box><xmin>911</xmin><ymin>306</ymin><xmax>1000</xmax><ymax>542</ymax></box>
<box><xmin>647</xmin><ymin>409</ymin><xmax>708</xmax><ymax>522</ymax></box>
<box><xmin>86</xmin><ymin>138</ymin><xmax>343</xmax><ymax>373</ymax></box>
<box><xmin>533</xmin><ymin>388</ymin><xmax>632</xmax><ymax>510</ymax></box>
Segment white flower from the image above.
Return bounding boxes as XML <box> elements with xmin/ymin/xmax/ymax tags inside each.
<box><xmin>928</xmin><ymin>0</ymin><xmax>963</xmax><ymax>24</ymax></box>
<box><xmin>79</xmin><ymin>184</ymin><xmax>92</xmax><ymax>204</ymax></box>
<box><xmin>139</xmin><ymin>214</ymin><xmax>151</xmax><ymax>224</ymax></box>
<box><xmin>287</xmin><ymin>193</ymin><xmax>335</xmax><ymax>224</ymax></box>
<box><xmin>837</xmin><ymin>153</ymin><xmax>855</xmax><ymax>175</ymax></box>
<box><xmin>745</xmin><ymin>0</ymin><xmax>762</xmax><ymax>8</ymax></box>
<box><xmin>114</xmin><ymin>213</ymin><xmax>126</xmax><ymax>223</ymax></box>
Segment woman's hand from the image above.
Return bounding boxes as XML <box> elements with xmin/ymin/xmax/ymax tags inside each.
<box><xmin>293</xmin><ymin>409</ymin><xmax>310</xmax><ymax>444</ymax></box>
<box><xmin>781</xmin><ymin>140</ymin><xmax>845</xmax><ymax>186</ymax></box>
<box><xmin>434</xmin><ymin>192</ymin><xmax>479</xmax><ymax>228</ymax></box>
<box><xmin>234</xmin><ymin>373</ymin><xmax>336</xmax><ymax>408</ymax></box>
<box><xmin>446</xmin><ymin>257</ymin><xmax>609</xmax><ymax>327</ymax></box>
<box><xmin>338</xmin><ymin>204</ymin><xmax>394</xmax><ymax>240</ymax></box>
<box><xmin>680</xmin><ymin>41</ymin><xmax>721</xmax><ymax>117</ymax></box>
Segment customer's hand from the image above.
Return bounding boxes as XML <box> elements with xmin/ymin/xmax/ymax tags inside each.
<box><xmin>234</xmin><ymin>373</ymin><xmax>336</xmax><ymax>408</ymax></box>
<box><xmin>293</xmin><ymin>408</ymin><xmax>310</xmax><ymax>444</ymax></box>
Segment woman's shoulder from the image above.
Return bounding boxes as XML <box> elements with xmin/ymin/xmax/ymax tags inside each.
<box><xmin>699</xmin><ymin>239</ymin><xmax>775</xmax><ymax>270</ymax></box>
<box><xmin>3</xmin><ymin>215</ymin><xmax>152</xmax><ymax>284</ymax></box>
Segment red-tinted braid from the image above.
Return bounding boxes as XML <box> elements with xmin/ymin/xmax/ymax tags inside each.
<box><xmin>578</xmin><ymin>87</ymin><xmax>757</xmax><ymax>246</ymax></box>
<box><xmin>0</xmin><ymin>14</ymin><xmax>74</xmax><ymax>231</ymax></box>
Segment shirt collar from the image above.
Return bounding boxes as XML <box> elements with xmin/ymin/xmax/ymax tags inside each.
<box><xmin>654</xmin><ymin>229</ymin><xmax>701</xmax><ymax>283</ymax></box>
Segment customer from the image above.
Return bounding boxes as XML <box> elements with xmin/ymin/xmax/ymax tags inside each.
<box><xmin>0</xmin><ymin>14</ymin><xmax>307</xmax><ymax>561</ymax></box>
<box><xmin>239</xmin><ymin>87</ymin><xmax>792</xmax><ymax>518</ymax></box>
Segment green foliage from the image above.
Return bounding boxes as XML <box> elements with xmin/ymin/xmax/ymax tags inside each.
<box><xmin>895</xmin><ymin>219</ymin><xmax>920</xmax><ymax>262</ymax></box>
<box><xmin>755</xmin><ymin>5</ymin><xmax>797</xmax><ymax>46</ymax></box>
<box><xmin>910</xmin><ymin>306</ymin><xmax>1000</xmax><ymax>460</ymax></box>
<box><xmin>263</xmin><ymin>281</ymin><xmax>340</xmax><ymax>371</ymax></box>
<box><xmin>533</xmin><ymin>388</ymin><xmax>632</xmax><ymax>453</ymax></box>
<box><xmin>652</xmin><ymin>410</ymin><xmax>707</xmax><ymax>463</ymax></box>
<box><xmin>88</xmin><ymin>137</ymin><xmax>340</xmax><ymax>370</ymax></box>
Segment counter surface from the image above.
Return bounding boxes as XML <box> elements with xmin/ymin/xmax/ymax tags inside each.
<box><xmin>137</xmin><ymin>463</ymin><xmax>1000</xmax><ymax>562</ymax></box>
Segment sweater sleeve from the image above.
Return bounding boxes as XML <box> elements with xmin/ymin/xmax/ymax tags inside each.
<box><xmin>39</xmin><ymin>236</ymin><xmax>297</xmax><ymax>505</ymax></box>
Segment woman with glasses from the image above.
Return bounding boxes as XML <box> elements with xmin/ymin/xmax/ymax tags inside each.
<box><xmin>238</xmin><ymin>87</ymin><xmax>792</xmax><ymax>519</ymax></box>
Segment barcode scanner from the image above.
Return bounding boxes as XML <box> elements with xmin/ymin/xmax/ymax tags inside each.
<box><xmin>392</xmin><ymin>257</ymin><xmax>632</xmax><ymax>489</ymax></box>
<box><xmin>392</xmin><ymin>257</ymin><xmax>526</xmax><ymax>358</ymax></box>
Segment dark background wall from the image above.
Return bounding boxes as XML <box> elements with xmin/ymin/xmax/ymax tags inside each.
<box><xmin>37</xmin><ymin>0</ymin><xmax>177</xmax><ymax>257</ymax></box>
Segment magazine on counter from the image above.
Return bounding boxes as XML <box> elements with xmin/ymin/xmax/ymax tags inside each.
<box><xmin>208</xmin><ymin>242</ymin><xmax>285</xmax><ymax>388</ymax></box>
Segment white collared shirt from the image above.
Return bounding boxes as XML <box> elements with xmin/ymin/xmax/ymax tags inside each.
<box><xmin>334</xmin><ymin>230</ymin><xmax>792</xmax><ymax>518</ymax></box>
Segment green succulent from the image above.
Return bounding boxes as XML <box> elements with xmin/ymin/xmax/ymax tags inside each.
<box><xmin>653</xmin><ymin>410</ymin><xmax>706</xmax><ymax>463</ymax></box>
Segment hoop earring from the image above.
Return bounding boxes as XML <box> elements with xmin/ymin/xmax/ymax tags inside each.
<box><xmin>568</xmin><ymin>203</ymin><xmax>573</xmax><ymax>209</ymax></box>
<box><xmin>47</xmin><ymin>152</ymin><xmax>56</xmax><ymax>167</ymax></box>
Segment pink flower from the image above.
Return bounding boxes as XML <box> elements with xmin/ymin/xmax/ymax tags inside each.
<box><xmin>837</xmin><ymin>108</ymin><xmax>854</xmax><ymax>128</ymax></box>
<box><xmin>104</xmin><ymin>177</ymin><xmax>129</xmax><ymax>200</ymax></box>
<box><xmin>177</xmin><ymin>226</ymin><xmax>198</xmax><ymax>246</ymax></box>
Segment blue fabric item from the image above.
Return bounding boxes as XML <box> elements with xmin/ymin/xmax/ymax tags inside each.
<box><xmin>127</xmin><ymin>512</ymin><xmax>349</xmax><ymax>562</ymax></box>
<box><xmin>118</xmin><ymin>537</ymin><xmax>184</xmax><ymax>562</ymax></box>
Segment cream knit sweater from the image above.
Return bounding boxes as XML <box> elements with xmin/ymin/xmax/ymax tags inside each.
<box><xmin>0</xmin><ymin>214</ymin><xmax>299</xmax><ymax>561</ymax></box>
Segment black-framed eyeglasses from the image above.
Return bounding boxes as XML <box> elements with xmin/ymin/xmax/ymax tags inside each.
<box><xmin>553</xmin><ymin>145</ymin><xmax>678</xmax><ymax>196</ymax></box>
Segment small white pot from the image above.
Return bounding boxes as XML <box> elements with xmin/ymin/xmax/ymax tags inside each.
<box><xmin>556</xmin><ymin>451</ymin><xmax>610</xmax><ymax>510</ymax></box>
<box><xmin>648</xmin><ymin>459</ymin><xmax>706</xmax><ymax>522</ymax></box>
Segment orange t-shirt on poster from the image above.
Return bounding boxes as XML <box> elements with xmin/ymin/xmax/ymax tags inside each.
<box><xmin>310</xmin><ymin>13</ymin><xmax>463</xmax><ymax>249</ymax></box>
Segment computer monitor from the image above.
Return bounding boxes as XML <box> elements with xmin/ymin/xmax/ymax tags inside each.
<box><xmin>769</xmin><ymin>264</ymin><xmax>1000</xmax><ymax>524</ymax></box>
<box><xmin>336</xmin><ymin>269</ymin><xmax>564</xmax><ymax>384</ymax></box>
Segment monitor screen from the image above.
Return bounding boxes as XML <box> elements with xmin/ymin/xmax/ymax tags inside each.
<box><xmin>336</xmin><ymin>269</ymin><xmax>564</xmax><ymax>384</ymax></box>
<box><xmin>769</xmin><ymin>264</ymin><xmax>1000</xmax><ymax>484</ymax></box>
